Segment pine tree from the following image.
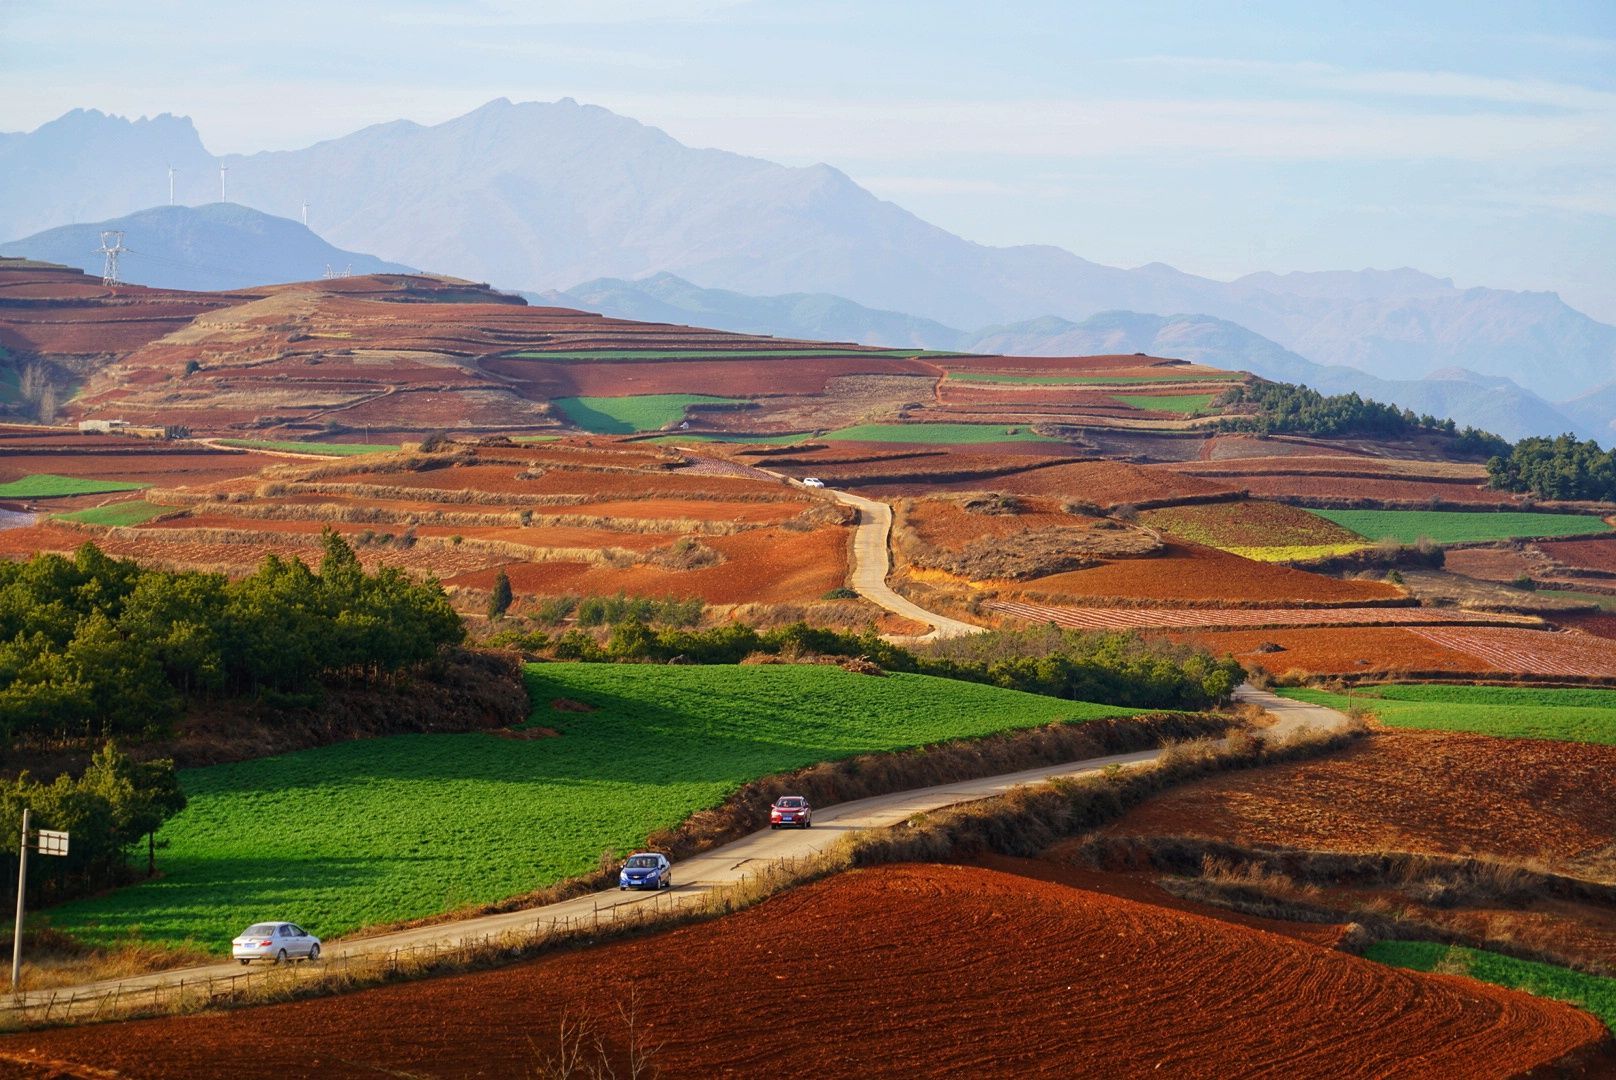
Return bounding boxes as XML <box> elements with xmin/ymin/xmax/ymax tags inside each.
<box><xmin>488</xmin><ymin>569</ymin><xmax>514</xmax><ymax>620</ymax></box>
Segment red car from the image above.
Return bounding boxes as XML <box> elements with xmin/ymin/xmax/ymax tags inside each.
<box><xmin>770</xmin><ymin>795</ymin><xmax>812</xmax><ymax>829</ymax></box>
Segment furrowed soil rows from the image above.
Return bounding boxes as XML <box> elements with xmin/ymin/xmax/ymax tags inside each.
<box><xmin>0</xmin><ymin>865</ymin><xmax>1602</xmax><ymax>1080</ymax></box>
<box><xmin>1408</xmin><ymin>626</ymin><xmax>1616</xmax><ymax>677</ymax></box>
<box><xmin>997</xmin><ymin>542</ymin><xmax>1403</xmax><ymax>604</ymax></box>
<box><xmin>1139</xmin><ymin>501</ymin><xmax>1365</xmax><ymax>549</ymax></box>
<box><xmin>986</xmin><ymin>600</ymin><xmax>1534</xmax><ymax>632</ymax></box>
<box><xmin>1104</xmin><ymin>731</ymin><xmax>1616</xmax><ymax>867</ymax></box>
<box><xmin>1159</xmin><ymin>627</ymin><xmax>1503</xmax><ymax>676</ymax></box>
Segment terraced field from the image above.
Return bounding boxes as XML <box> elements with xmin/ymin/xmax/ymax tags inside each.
<box><xmin>551</xmin><ymin>394</ymin><xmax>748</xmax><ymax>434</ymax></box>
<box><xmin>1280</xmin><ymin>685</ymin><xmax>1616</xmax><ymax>743</ymax></box>
<box><xmin>986</xmin><ymin>600</ymin><xmax>1534</xmax><ymax>632</ymax></box>
<box><xmin>1406</xmin><ymin>626</ymin><xmax>1616</xmax><ymax>677</ymax></box>
<box><xmin>0</xmin><ymin>473</ymin><xmax>149</xmax><ymax>498</ymax></box>
<box><xmin>1308</xmin><ymin>508</ymin><xmax>1612</xmax><ymax>545</ymax></box>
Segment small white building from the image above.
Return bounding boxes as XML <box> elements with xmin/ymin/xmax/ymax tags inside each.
<box><xmin>78</xmin><ymin>419</ymin><xmax>129</xmax><ymax>434</ymax></box>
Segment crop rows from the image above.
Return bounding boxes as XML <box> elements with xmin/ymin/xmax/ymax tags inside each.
<box><xmin>986</xmin><ymin>600</ymin><xmax>1532</xmax><ymax>632</ymax></box>
<box><xmin>1407</xmin><ymin>626</ymin><xmax>1616</xmax><ymax>678</ymax></box>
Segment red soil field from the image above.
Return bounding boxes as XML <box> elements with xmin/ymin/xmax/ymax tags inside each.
<box><xmin>1106</xmin><ymin>730</ymin><xmax>1616</xmax><ymax>869</ymax></box>
<box><xmin>1167</xmin><ymin>455</ymin><xmax>1486</xmax><ymax>480</ymax></box>
<box><xmin>900</xmin><ymin>495</ymin><xmax>1098</xmax><ymax>551</ymax></box>
<box><xmin>1231</xmin><ymin>475</ymin><xmax>1519</xmax><ymax>505</ymax></box>
<box><xmin>942</xmin><ymin>353</ymin><xmax>1231</xmax><ymax>379</ymax></box>
<box><xmin>1158</xmin><ymin>626</ymin><xmax>1499</xmax><ymax>676</ymax></box>
<box><xmin>485</xmin><ymin>355</ymin><xmax>933</xmax><ymax>398</ymax></box>
<box><xmin>1408</xmin><ymin>626</ymin><xmax>1616</xmax><ymax>677</ymax></box>
<box><xmin>987</xmin><ymin>599</ymin><xmax>1530</xmax><ymax>632</ymax></box>
<box><xmin>878</xmin><ymin>459</ymin><xmax>1242</xmax><ymax>507</ymax></box>
<box><xmin>1444</xmin><ymin>545</ymin><xmax>1544</xmax><ymax>583</ymax></box>
<box><xmin>0</xmin><ymin>446</ymin><xmax>281</xmax><ymax>488</ymax></box>
<box><xmin>1540</xmin><ymin>536</ymin><xmax>1616</xmax><ymax>575</ymax></box>
<box><xmin>0</xmin><ymin>865</ymin><xmax>1601</xmax><ymax>1080</ymax></box>
<box><xmin>446</xmin><ymin>523</ymin><xmax>847</xmax><ymax>605</ymax></box>
<box><xmin>1002</xmin><ymin>542</ymin><xmax>1403</xmax><ymax>605</ymax></box>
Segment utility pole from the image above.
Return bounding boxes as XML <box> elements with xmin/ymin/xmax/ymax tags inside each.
<box><xmin>11</xmin><ymin>809</ymin><xmax>27</xmax><ymax>993</ymax></box>
<box><xmin>11</xmin><ymin>812</ymin><xmax>68</xmax><ymax>992</ymax></box>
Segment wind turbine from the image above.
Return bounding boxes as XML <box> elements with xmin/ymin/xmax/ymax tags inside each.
<box><xmin>301</xmin><ymin>201</ymin><xmax>309</xmax><ymax>228</ymax></box>
<box><xmin>218</xmin><ymin>162</ymin><xmax>229</xmax><ymax>203</ymax></box>
<box><xmin>167</xmin><ymin>165</ymin><xmax>179</xmax><ymax>206</ymax></box>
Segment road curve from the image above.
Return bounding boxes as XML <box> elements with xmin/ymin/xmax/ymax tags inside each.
<box><xmin>821</xmin><ymin>487</ymin><xmax>985</xmax><ymax>640</ymax></box>
<box><xmin>14</xmin><ymin>687</ymin><xmax>1347</xmax><ymax>1008</ymax></box>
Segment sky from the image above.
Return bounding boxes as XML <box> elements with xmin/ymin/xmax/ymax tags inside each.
<box><xmin>3</xmin><ymin>0</ymin><xmax>1614</xmax><ymax>319</ymax></box>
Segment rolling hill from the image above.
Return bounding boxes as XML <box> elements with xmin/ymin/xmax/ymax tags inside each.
<box><xmin>0</xmin><ymin>204</ymin><xmax>412</xmax><ymax>292</ymax></box>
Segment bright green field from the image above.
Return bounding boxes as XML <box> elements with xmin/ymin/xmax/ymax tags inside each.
<box><xmin>1278</xmin><ymin>685</ymin><xmax>1616</xmax><ymax>744</ymax></box>
<box><xmin>47</xmin><ymin>664</ymin><xmax>1133</xmax><ymax>951</ymax></box>
<box><xmin>949</xmin><ymin>372</ymin><xmax>1241</xmax><ymax>386</ymax></box>
<box><xmin>512</xmin><ymin>349</ymin><xmax>949</xmax><ymax>362</ymax></box>
<box><xmin>0</xmin><ymin>474</ymin><xmax>148</xmax><ymax>498</ymax></box>
<box><xmin>1306</xmin><ymin>508</ymin><xmax>1612</xmax><ymax>545</ymax></box>
<box><xmin>648</xmin><ymin>432</ymin><xmax>811</xmax><ymax>446</ymax></box>
<box><xmin>819</xmin><ymin>423</ymin><xmax>1060</xmax><ymax>445</ymax></box>
<box><xmin>1368</xmin><ymin>941</ymin><xmax>1615</xmax><ymax>1032</ymax></box>
<box><xmin>52</xmin><ymin>499</ymin><xmax>168</xmax><ymax>526</ymax></box>
<box><xmin>215</xmin><ymin>439</ymin><xmax>397</xmax><ymax>457</ymax></box>
<box><xmin>551</xmin><ymin>394</ymin><xmax>747</xmax><ymax>434</ymax></box>
<box><xmin>1111</xmin><ymin>393</ymin><xmax>1220</xmax><ymax>414</ymax></box>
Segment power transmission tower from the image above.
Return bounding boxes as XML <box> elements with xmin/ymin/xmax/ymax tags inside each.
<box><xmin>97</xmin><ymin>230</ymin><xmax>128</xmax><ymax>286</ymax></box>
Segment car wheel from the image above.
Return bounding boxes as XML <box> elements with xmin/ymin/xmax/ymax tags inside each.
<box><xmin>308</xmin><ymin>944</ymin><xmax>321</xmax><ymax>963</ymax></box>
<box><xmin>275</xmin><ymin>949</ymin><xmax>288</xmax><ymax>965</ymax></box>
<box><xmin>619</xmin><ymin>885</ymin><xmax>626</xmax><ymax>891</ymax></box>
<box><xmin>239</xmin><ymin>959</ymin><xmax>250</xmax><ymax>966</ymax></box>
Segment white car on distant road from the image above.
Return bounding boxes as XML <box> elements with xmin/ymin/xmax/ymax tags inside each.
<box><xmin>232</xmin><ymin>922</ymin><xmax>321</xmax><ymax>965</ymax></box>
<box><xmin>801</xmin><ymin>477</ymin><xmax>826</xmax><ymax>488</ymax></box>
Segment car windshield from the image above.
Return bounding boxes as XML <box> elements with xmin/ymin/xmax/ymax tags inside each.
<box><xmin>243</xmin><ymin>924</ymin><xmax>278</xmax><ymax>936</ymax></box>
<box><xmin>776</xmin><ymin>798</ymin><xmax>804</xmax><ymax>808</ymax></box>
<box><xmin>626</xmin><ymin>856</ymin><xmax>659</xmax><ymax>868</ymax></box>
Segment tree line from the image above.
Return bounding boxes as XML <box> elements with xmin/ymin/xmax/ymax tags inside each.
<box><xmin>1216</xmin><ymin>380</ymin><xmax>1510</xmax><ymax>457</ymax></box>
<box><xmin>0</xmin><ymin>532</ymin><xmax>464</xmax><ymax>748</ymax></box>
<box><xmin>0</xmin><ymin>742</ymin><xmax>185</xmax><ymax>906</ymax></box>
<box><xmin>1486</xmin><ymin>434</ymin><xmax>1616</xmax><ymax>502</ymax></box>
<box><xmin>502</xmin><ymin>619</ymin><xmax>1242</xmax><ymax>712</ymax></box>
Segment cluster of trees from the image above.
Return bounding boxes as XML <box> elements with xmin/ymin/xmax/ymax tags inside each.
<box><xmin>0</xmin><ymin>533</ymin><xmax>464</xmax><ymax>746</ymax></box>
<box><xmin>529</xmin><ymin>619</ymin><xmax>1240</xmax><ymax>712</ymax></box>
<box><xmin>1486</xmin><ymin>435</ymin><xmax>1616</xmax><ymax>502</ymax></box>
<box><xmin>1216</xmin><ymin>381</ymin><xmax>1510</xmax><ymax>457</ymax></box>
<box><xmin>0</xmin><ymin>742</ymin><xmax>185</xmax><ymax>905</ymax></box>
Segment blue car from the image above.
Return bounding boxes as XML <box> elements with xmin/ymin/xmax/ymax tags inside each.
<box><xmin>619</xmin><ymin>852</ymin><xmax>672</xmax><ymax>891</ymax></box>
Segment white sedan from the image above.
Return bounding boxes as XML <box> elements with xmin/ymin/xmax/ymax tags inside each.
<box><xmin>801</xmin><ymin>477</ymin><xmax>826</xmax><ymax>488</ymax></box>
<box><xmin>232</xmin><ymin>922</ymin><xmax>321</xmax><ymax>965</ymax></box>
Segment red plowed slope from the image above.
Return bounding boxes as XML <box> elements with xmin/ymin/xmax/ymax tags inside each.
<box><xmin>0</xmin><ymin>865</ymin><xmax>1603</xmax><ymax>1079</ymax></box>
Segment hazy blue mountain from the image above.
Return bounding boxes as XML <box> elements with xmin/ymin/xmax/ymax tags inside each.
<box><xmin>5</xmin><ymin>100</ymin><xmax>1614</xmax><ymax>402</ymax></box>
<box><xmin>540</xmin><ymin>273</ymin><xmax>967</xmax><ymax>348</ymax></box>
<box><xmin>0</xmin><ymin>204</ymin><xmax>412</xmax><ymax>291</ymax></box>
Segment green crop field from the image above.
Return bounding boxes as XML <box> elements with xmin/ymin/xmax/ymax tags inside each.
<box><xmin>551</xmin><ymin>394</ymin><xmax>748</xmax><ymax>434</ymax></box>
<box><xmin>511</xmin><ymin>348</ymin><xmax>951</xmax><ymax>362</ymax></box>
<box><xmin>818</xmin><ymin>423</ymin><xmax>1060</xmax><ymax>445</ymax></box>
<box><xmin>948</xmin><ymin>372</ymin><xmax>1241</xmax><ymax>386</ymax></box>
<box><xmin>0</xmin><ymin>474</ymin><xmax>149</xmax><ymax>498</ymax></box>
<box><xmin>648</xmin><ymin>432</ymin><xmax>811</xmax><ymax>445</ymax></box>
<box><xmin>48</xmin><ymin>664</ymin><xmax>1134</xmax><ymax>951</ymax></box>
<box><xmin>1305</xmin><ymin>508</ymin><xmax>1612</xmax><ymax>545</ymax></box>
<box><xmin>52</xmin><ymin>499</ymin><xmax>169</xmax><ymax>526</ymax></box>
<box><xmin>1368</xmin><ymin>941</ymin><xmax>1615</xmax><ymax>1032</ymax></box>
<box><xmin>1278</xmin><ymin>685</ymin><xmax>1616</xmax><ymax>744</ymax></box>
<box><xmin>1111</xmin><ymin>393</ymin><xmax>1220</xmax><ymax>414</ymax></box>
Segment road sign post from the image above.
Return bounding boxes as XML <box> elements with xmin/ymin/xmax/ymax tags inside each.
<box><xmin>11</xmin><ymin>811</ymin><xmax>69</xmax><ymax>993</ymax></box>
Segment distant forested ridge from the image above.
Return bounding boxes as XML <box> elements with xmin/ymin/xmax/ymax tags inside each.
<box><xmin>1216</xmin><ymin>380</ymin><xmax>1510</xmax><ymax>457</ymax></box>
<box><xmin>1487</xmin><ymin>435</ymin><xmax>1616</xmax><ymax>502</ymax></box>
<box><xmin>0</xmin><ymin>532</ymin><xmax>463</xmax><ymax>747</ymax></box>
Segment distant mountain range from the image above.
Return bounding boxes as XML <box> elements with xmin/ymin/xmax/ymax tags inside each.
<box><xmin>546</xmin><ymin>274</ymin><xmax>1600</xmax><ymax>443</ymax></box>
<box><xmin>2</xmin><ymin>100</ymin><xmax>1612</xmax><ymax>437</ymax></box>
<box><xmin>0</xmin><ymin>204</ymin><xmax>412</xmax><ymax>292</ymax></box>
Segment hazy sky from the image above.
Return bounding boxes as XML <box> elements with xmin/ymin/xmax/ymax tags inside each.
<box><xmin>3</xmin><ymin>0</ymin><xmax>1614</xmax><ymax>319</ymax></box>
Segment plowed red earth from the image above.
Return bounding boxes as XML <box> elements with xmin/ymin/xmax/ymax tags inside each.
<box><xmin>1108</xmin><ymin>731</ymin><xmax>1616</xmax><ymax>865</ymax></box>
<box><xmin>988</xmin><ymin>599</ymin><xmax>1528</xmax><ymax>631</ymax></box>
<box><xmin>1541</xmin><ymin>536</ymin><xmax>1616</xmax><ymax>575</ymax></box>
<box><xmin>1006</xmin><ymin>542</ymin><xmax>1402</xmax><ymax>604</ymax></box>
<box><xmin>887</xmin><ymin>460</ymin><xmax>1242</xmax><ymax>506</ymax></box>
<box><xmin>1231</xmin><ymin>475</ymin><xmax>1518</xmax><ymax>504</ymax></box>
<box><xmin>1409</xmin><ymin>626</ymin><xmax>1616</xmax><ymax>677</ymax></box>
<box><xmin>486</xmin><ymin>355</ymin><xmax>932</xmax><ymax>397</ymax></box>
<box><xmin>0</xmin><ymin>865</ymin><xmax>1602</xmax><ymax>1080</ymax></box>
<box><xmin>0</xmin><ymin>446</ymin><xmax>281</xmax><ymax>487</ymax></box>
<box><xmin>1159</xmin><ymin>626</ymin><xmax>1496</xmax><ymax>675</ymax></box>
